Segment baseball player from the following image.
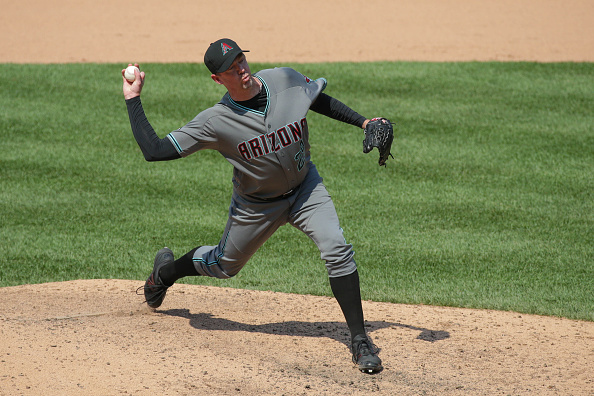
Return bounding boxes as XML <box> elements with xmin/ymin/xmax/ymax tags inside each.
<box><xmin>122</xmin><ymin>38</ymin><xmax>384</xmax><ymax>374</ymax></box>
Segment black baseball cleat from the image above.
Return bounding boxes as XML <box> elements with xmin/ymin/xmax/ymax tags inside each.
<box><xmin>351</xmin><ymin>334</ymin><xmax>383</xmax><ymax>374</ymax></box>
<box><xmin>142</xmin><ymin>247</ymin><xmax>174</xmax><ymax>308</ymax></box>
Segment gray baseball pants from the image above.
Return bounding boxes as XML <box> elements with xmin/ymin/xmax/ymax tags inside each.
<box><xmin>191</xmin><ymin>165</ymin><xmax>357</xmax><ymax>279</ymax></box>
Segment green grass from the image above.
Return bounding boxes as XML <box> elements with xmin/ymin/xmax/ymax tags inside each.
<box><xmin>1</xmin><ymin>62</ymin><xmax>592</xmax><ymax>321</ymax></box>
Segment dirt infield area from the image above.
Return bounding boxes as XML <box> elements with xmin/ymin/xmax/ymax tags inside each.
<box><xmin>1</xmin><ymin>1</ymin><xmax>593</xmax><ymax>395</ymax></box>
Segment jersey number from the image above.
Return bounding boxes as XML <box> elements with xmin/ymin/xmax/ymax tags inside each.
<box><xmin>294</xmin><ymin>141</ymin><xmax>305</xmax><ymax>171</ymax></box>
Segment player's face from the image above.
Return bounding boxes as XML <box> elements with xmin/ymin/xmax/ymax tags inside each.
<box><xmin>214</xmin><ymin>54</ymin><xmax>253</xmax><ymax>90</ymax></box>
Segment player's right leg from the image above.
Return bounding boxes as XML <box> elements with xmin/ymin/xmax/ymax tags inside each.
<box><xmin>139</xmin><ymin>194</ymin><xmax>288</xmax><ymax>307</ymax></box>
<box><xmin>159</xmin><ymin>247</ymin><xmax>202</xmax><ymax>284</ymax></box>
<box><xmin>141</xmin><ymin>247</ymin><xmax>175</xmax><ymax>308</ymax></box>
<box><xmin>191</xmin><ymin>192</ymin><xmax>290</xmax><ymax>279</ymax></box>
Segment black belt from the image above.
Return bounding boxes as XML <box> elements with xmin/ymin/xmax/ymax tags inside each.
<box><xmin>250</xmin><ymin>186</ymin><xmax>300</xmax><ymax>202</ymax></box>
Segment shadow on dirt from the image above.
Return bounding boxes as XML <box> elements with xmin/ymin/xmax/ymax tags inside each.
<box><xmin>160</xmin><ymin>308</ymin><xmax>450</xmax><ymax>346</ymax></box>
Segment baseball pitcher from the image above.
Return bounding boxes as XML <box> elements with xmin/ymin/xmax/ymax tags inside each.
<box><xmin>122</xmin><ymin>38</ymin><xmax>393</xmax><ymax>374</ymax></box>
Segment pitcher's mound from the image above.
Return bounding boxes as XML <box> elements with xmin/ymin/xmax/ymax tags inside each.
<box><xmin>1</xmin><ymin>279</ymin><xmax>592</xmax><ymax>395</ymax></box>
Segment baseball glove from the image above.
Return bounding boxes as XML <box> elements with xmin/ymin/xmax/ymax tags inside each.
<box><xmin>363</xmin><ymin>117</ymin><xmax>394</xmax><ymax>166</ymax></box>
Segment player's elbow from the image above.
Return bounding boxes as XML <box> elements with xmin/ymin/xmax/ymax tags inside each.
<box><xmin>142</xmin><ymin>140</ymin><xmax>182</xmax><ymax>162</ymax></box>
<box><xmin>142</xmin><ymin>152</ymin><xmax>159</xmax><ymax>162</ymax></box>
<box><xmin>142</xmin><ymin>150</ymin><xmax>181</xmax><ymax>162</ymax></box>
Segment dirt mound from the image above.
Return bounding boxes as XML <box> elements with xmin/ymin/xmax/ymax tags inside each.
<box><xmin>1</xmin><ymin>280</ymin><xmax>592</xmax><ymax>395</ymax></box>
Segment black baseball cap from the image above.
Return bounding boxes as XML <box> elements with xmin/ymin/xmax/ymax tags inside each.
<box><xmin>204</xmin><ymin>38</ymin><xmax>249</xmax><ymax>74</ymax></box>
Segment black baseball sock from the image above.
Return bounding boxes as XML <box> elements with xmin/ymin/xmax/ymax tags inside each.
<box><xmin>329</xmin><ymin>270</ymin><xmax>366</xmax><ymax>342</ymax></box>
<box><xmin>159</xmin><ymin>247</ymin><xmax>201</xmax><ymax>286</ymax></box>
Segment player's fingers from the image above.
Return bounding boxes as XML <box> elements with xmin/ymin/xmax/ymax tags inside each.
<box><xmin>134</xmin><ymin>68</ymin><xmax>144</xmax><ymax>85</ymax></box>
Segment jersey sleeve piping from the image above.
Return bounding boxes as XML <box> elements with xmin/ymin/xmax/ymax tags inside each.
<box><xmin>166</xmin><ymin>133</ymin><xmax>183</xmax><ymax>154</ymax></box>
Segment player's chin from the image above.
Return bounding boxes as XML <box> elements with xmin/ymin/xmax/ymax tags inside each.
<box><xmin>242</xmin><ymin>76</ymin><xmax>253</xmax><ymax>89</ymax></box>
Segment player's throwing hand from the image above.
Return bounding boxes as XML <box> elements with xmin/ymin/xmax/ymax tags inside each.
<box><xmin>122</xmin><ymin>63</ymin><xmax>144</xmax><ymax>100</ymax></box>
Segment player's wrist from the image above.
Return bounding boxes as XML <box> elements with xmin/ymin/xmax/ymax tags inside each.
<box><xmin>124</xmin><ymin>92</ymin><xmax>141</xmax><ymax>101</ymax></box>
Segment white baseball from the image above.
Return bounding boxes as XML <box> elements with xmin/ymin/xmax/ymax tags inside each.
<box><xmin>124</xmin><ymin>65</ymin><xmax>140</xmax><ymax>82</ymax></box>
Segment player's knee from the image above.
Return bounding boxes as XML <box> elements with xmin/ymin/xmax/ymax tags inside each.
<box><xmin>193</xmin><ymin>245</ymin><xmax>248</xmax><ymax>278</ymax></box>
<box><xmin>325</xmin><ymin>258</ymin><xmax>357</xmax><ymax>278</ymax></box>
<box><xmin>195</xmin><ymin>264</ymin><xmax>242</xmax><ymax>279</ymax></box>
<box><xmin>320</xmin><ymin>241</ymin><xmax>356</xmax><ymax>277</ymax></box>
<box><xmin>223</xmin><ymin>266</ymin><xmax>242</xmax><ymax>278</ymax></box>
<box><xmin>216</xmin><ymin>256</ymin><xmax>248</xmax><ymax>278</ymax></box>
<box><xmin>319</xmin><ymin>237</ymin><xmax>354</xmax><ymax>264</ymax></box>
<box><xmin>203</xmin><ymin>261</ymin><xmax>244</xmax><ymax>279</ymax></box>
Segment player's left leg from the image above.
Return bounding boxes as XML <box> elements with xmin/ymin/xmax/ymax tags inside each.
<box><xmin>329</xmin><ymin>270</ymin><xmax>383</xmax><ymax>373</ymax></box>
<box><xmin>289</xmin><ymin>167</ymin><xmax>382</xmax><ymax>373</ymax></box>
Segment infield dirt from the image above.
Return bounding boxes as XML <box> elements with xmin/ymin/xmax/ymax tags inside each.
<box><xmin>1</xmin><ymin>1</ymin><xmax>593</xmax><ymax>395</ymax></box>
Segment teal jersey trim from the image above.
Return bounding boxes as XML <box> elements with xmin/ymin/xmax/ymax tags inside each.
<box><xmin>167</xmin><ymin>133</ymin><xmax>183</xmax><ymax>153</ymax></box>
<box><xmin>193</xmin><ymin>233</ymin><xmax>229</xmax><ymax>267</ymax></box>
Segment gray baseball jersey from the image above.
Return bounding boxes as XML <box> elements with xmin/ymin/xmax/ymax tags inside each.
<box><xmin>166</xmin><ymin>67</ymin><xmax>357</xmax><ymax>278</ymax></box>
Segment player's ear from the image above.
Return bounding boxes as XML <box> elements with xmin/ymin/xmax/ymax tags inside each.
<box><xmin>211</xmin><ymin>74</ymin><xmax>223</xmax><ymax>85</ymax></box>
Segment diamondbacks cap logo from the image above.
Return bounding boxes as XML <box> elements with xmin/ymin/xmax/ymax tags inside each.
<box><xmin>221</xmin><ymin>42</ymin><xmax>233</xmax><ymax>55</ymax></box>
